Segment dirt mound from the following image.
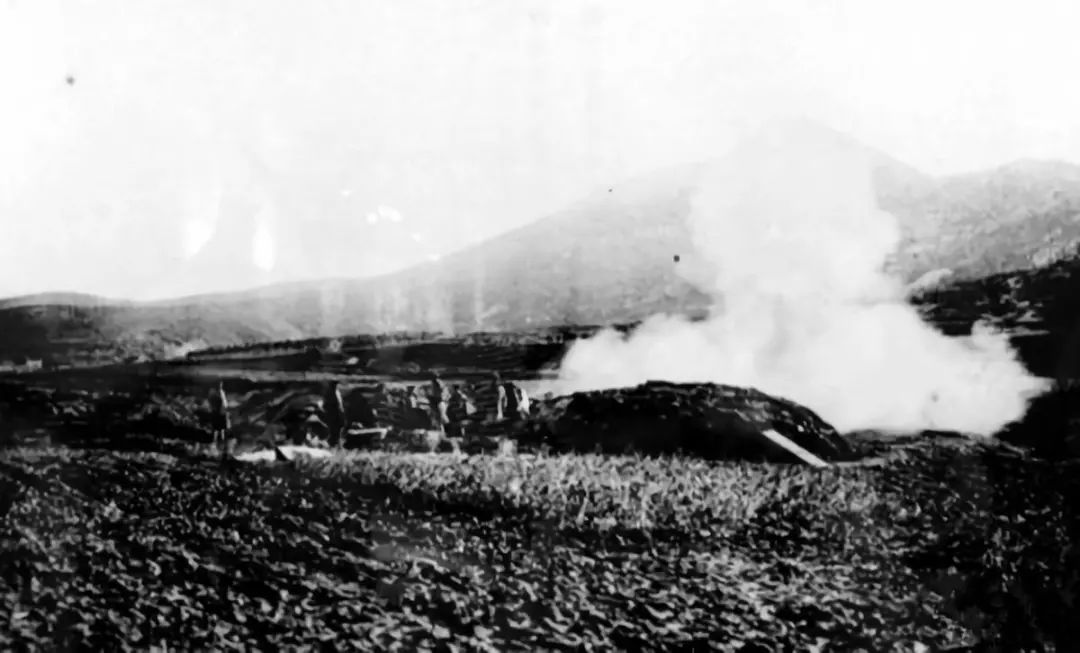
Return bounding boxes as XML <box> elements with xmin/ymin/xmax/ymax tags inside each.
<box><xmin>523</xmin><ymin>380</ymin><xmax>855</xmax><ymax>463</ymax></box>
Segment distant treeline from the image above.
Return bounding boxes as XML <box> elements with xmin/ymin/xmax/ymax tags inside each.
<box><xmin>183</xmin><ymin>324</ymin><xmax>647</xmax><ymax>362</ymax></box>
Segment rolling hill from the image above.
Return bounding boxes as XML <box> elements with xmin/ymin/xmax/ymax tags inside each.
<box><xmin>911</xmin><ymin>254</ymin><xmax>1080</xmax><ymax>381</ymax></box>
<box><xmin>0</xmin><ymin>292</ymin><xmax>134</xmax><ymax>310</ymax></box>
<box><xmin>4</xmin><ymin>122</ymin><xmax>1080</xmax><ymax>364</ymax></box>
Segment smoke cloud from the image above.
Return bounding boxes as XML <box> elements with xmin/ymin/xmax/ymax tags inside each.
<box><xmin>553</xmin><ymin>121</ymin><xmax>1048</xmax><ymax>435</ymax></box>
<box><xmin>164</xmin><ymin>340</ymin><xmax>208</xmax><ymax>361</ymax></box>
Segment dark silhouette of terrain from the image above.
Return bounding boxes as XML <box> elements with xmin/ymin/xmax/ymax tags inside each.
<box><xmin>912</xmin><ymin>255</ymin><xmax>1080</xmax><ymax>380</ymax></box>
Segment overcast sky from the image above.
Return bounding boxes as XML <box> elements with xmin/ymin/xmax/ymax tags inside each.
<box><xmin>2</xmin><ymin>0</ymin><xmax>1078</xmax><ymax>300</ymax></box>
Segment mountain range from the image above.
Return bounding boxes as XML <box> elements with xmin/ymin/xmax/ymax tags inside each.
<box><xmin>3</xmin><ymin>122</ymin><xmax>1080</xmax><ymax>364</ymax></box>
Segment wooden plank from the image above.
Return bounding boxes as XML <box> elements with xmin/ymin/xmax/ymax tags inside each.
<box><xmin>760</xmin><ymin>429</ymin><xmax>830</xmax><ymax>468</ymax></box>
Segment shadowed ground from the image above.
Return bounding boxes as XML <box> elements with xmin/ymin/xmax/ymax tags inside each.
<box><xmin>2</xmin><ymin>436</ymin><xmax>1078</xmax><ymax>651</ymax></box>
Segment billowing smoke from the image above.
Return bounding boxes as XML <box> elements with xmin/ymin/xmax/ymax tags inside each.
<box><xmin>164</xmin><ymin>340</ymin><xmax>208</xmax><ymax>360</ymax></box>
<box><xmin>553</xmin><ymin>122</ymin><xmax>1048</xmax><ymax>435</ymax></box>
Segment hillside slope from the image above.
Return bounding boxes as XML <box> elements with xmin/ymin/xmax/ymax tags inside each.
<box><xmin>4</xmin><ymin>124</ymin><xmax>1080</xmax><ymax>361</ymax></box>
<box><xmin>912</xmin><ymin>255</ymin><xmax>1080</xmax><ymax>380</ymax></box>
<box><xmin>886</xmin><ymin>159</ymin><xmax>1080</xmax><ymax>280</ymax></box>
<box><xmin>0</xmin><ymin>293</ymin><xmax>133</xmax><ymax>310</ymax></box>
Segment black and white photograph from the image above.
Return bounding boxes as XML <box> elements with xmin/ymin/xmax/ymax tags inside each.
<box><xmin>3</xmin><ymin>0</ymin><xmax>1080</xmax><ymax>650</ymax></box>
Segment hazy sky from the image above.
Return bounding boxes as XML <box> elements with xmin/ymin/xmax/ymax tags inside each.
<box><xmin>2</xmin><ymin>0</ymin><xmax>1079</xmax><ymax>300</ymax></box>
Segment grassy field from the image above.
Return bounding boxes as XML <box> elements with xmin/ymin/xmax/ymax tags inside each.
<box><xmin>3</xmin><ymin>435</ymin><xmax>1078</xmax><ymax>651</ymax></box>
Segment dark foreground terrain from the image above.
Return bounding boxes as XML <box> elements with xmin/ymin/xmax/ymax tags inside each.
<box><xmin>2</xmin><ymin>343</ymin><xmax>1079</xmax><ymax>651</ymax></box>
<box><xmin>3</xmin><ymin>432</ymin><xmax>1080</xmax><ymax>651</ymax></box>
<box><xmin>0</xmin><ymin>371</ymin><xmax>858</xmax><ymax>465</ymax></box>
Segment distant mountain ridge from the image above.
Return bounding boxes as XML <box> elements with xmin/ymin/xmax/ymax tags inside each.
<box><xmin>883</xmin><ymin>157</ymin><xmax>1080</xmax><ymax>279</ymax></box>
<box><xmin>0</xmin><ymin>292</ymin><xmax>134</xmax><ymax>310</ymax></box>
<box><xmin>4</xmin><ymin>122</ymin><xmax>1080</xmax><ymax>363</ymax></box>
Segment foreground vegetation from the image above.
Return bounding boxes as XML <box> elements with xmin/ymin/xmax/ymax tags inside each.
<box><xmin>3</xmin><ymin>438</ymin><xmax>1078</xmax><ymax>651</ymax></box>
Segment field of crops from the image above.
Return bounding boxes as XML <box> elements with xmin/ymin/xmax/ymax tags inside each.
<box><xmin>3</xmin><ymin>437</ymin><xmax>1078</xmax><ymax>651</ymax></box>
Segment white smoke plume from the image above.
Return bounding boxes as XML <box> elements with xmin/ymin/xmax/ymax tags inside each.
<box><xmin>164</xmin><ymin>340</ymin><xmax>208</xmax><ymax>360</ymax></box>
<box><xmin>553</xmin><ymin>121</ymin><xmax>1048</xmax><ymax>435</ymax></box>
